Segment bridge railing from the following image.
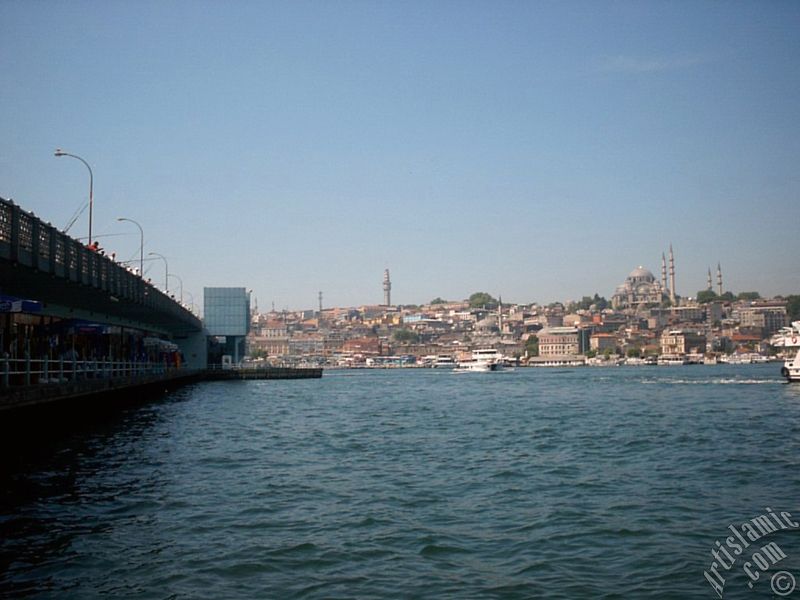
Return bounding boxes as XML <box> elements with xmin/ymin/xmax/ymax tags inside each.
<box><xmin>0</xmin><ymin>354</ymin><xmax>186</xmax><ymax>388</ymax></box>
<box><xmin>0</xmin><ymin>197</ymin><xmax>200</xmax><ymax>329</ymax></box>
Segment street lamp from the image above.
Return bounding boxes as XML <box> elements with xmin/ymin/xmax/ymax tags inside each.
<box><xmin>54</xmin><ymin>149</ymin><xmax>94</xmax><ymax>245</ymax></box>
<box><xmin>117</xmin><ymin>217</ymin><xmax>144</xmax><ymax>276</ymax></box>
<box><xmin>148</xmin><ymin>252</ymin><xmax>168</xmax><ymax>293</ymax></box>
<box><xmin>168</xmin><ymin>273</ymin><xmax>183</xmax><ymax>304</ymax></box>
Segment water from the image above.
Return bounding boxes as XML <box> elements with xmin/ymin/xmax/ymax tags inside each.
<box><xmin>2</xmin><ymin>364</ymin><xmax>799</xmax><ymax>599</ymax></box>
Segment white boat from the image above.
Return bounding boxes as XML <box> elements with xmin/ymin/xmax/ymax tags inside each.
<box><xmin>454</xmin><ymin>348</ymin><xmax>503</xmax><ymax>373</ymax></box>
<box><xmin>657</xmin><ymin>354</ymin><xmax>690</xmax><ymax>366</ymax></box>
<box><xmin>771</xmin><ymin>321</ymin><xmax>800</xmax><ymax>382</ymax></box>
<box><xmin>432</xmin><ymin>355</ymin><xmax>456</xmax><ymax>368</ymax></box>
<box><xmin>454</xmin><ymin>360</ymin><xmax>498</xmax><ymax>373</ymax></box>
<box><xmin>472</xmin><ymin>348</ymin><xmax>505</xmax><ymax>369</ymax></box>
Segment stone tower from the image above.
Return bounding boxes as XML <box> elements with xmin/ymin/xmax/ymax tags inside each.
<box><xmin>383</xmin><ymin>269</ymin><xmax>392</xmax><ymax>306</ymax></box>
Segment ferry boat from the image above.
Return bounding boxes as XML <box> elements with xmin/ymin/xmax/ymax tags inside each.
<box><xmin>432</xmin><ymin>355</ymin><xmax>456</xmax><ymax>369</ymax></box>
<box><xmin>454</xmin><ymin>360</ymin><xmax>498</xmax><ymax>373</ymax></box>
<box><xmin>657</xmin><ymin>354</ymin><xmax>690</xmax><ymax>366</ymax></box>
<box><xmin>771</xmin><ymin>321</ymin><xmax>800</xmax><ymax>382</ymax></box>
<box><xmin>454</xmin><ymin>349</ymin><xmax>503</xmax><ymax>373</ymax></box>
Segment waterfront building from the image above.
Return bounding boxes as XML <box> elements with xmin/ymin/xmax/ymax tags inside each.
<box><xmin>288</xmin><ymin>333</ymin><xmax>325</xmax><ymax>356</ymax></box>
<box><xmin>248</xmin><ymin>319</ymin><xmax>289</xmax><ymax>357</ymax></box>
<box><xmin>537</xmin><ymin>327</ymin><xmax>589</xmax><ymax>357</ymax></box>
<box><xmin>204</xmin><ymin>287</ymin><xmax>250</xmax><ymax>364</ymax></box>
<box><xmin>660</xmin><ymin>329</ymin><xmax>707</xmax><ymax>356</ymax></box>
<box><xmin>590</xmin><ymin>333</ymin><xmax>618</xmax><ymax>353</ymax></box>
<box><xmin>342</xmin><ymin>336</ymin><xmax>383</xmax><ymax>356</ymax></box>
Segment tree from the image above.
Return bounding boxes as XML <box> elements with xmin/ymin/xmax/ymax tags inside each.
<box><xmin>430</xmin><ymin>297</ymin><xmax>447</xmax><ymax>305</ymax></box>
<box><xmin>737</xmin><ymin>291</ymin><xmax>761</xmax><ymax>301</ymax></box>
<box><xmin>525</xmin><ymin>336</ymin><xmax>539</xmax><ymax>357</ymax></box>
<box><xmin>593</xmin><ymin>294</ymin><xmax>609</xmax><ymax>311</ymax></box>
<box><xmin>574</xmin><ymin>296</ymin><xmax>594</xmax><ymax>312</ymax></box>
<box><xmin>697</xmin><ymin>290</ymin><xmax>718</xmax><ymax>304</ymax></box>
<box><xmin>627</xmin><ymin>347</ymin><xmax>641</xmax><ymax>358</ymax></box>
<box><xmin>392</xmin><ymin>328</ymin><xmax>419</xmax><ymax>344</ymax></box>
<box><xmin>468</xmin><ymin>292</ymin><xmax>497</xmax><ymax>309</ymax></box>
<box><xmin>720</xmin><ymin>291</ymin><xmax>735</xmax><ymax>302</ymax></box>
<box><xmin>569</xmin><ymin>294</ymin><xmax>609</xmax><ymax>312</ymax></box>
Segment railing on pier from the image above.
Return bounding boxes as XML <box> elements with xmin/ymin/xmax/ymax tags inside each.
<box><xmin>1</xmin><ymin>354</ymin><xmax>185</xmax><ymax>388</ymax></box>
<box><xmin>0</xmin><ymin>197</ymin><xmax>200</xmax><ymax>330</ymax></box>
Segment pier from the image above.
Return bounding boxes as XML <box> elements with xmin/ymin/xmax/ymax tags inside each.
<box><xmin>204</xmin><ymin>366</ymin><xmax>323</xmax><ymax>380</ymax></box>
<box><xmin>0</xmin><ymin>361</ymin><xmax>321</xmax><ymax>413</ymax></box>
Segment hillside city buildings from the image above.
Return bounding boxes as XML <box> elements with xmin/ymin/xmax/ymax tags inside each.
<box><xmin>236</xmin><ymin>263</ymin><xmax>795</xmax><ymax>368</ymax></box>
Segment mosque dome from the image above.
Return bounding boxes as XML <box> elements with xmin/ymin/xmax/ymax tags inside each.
<box><xmin>628</xmin><ymin>266</ymin><xmax>655</xmax><ymax>282</ymax></box>
<box><xmin>612</xmin><ymin>257</ymin><xmax>672</xmax><ymax>311</ymax></box>
<box><xmin>476</xmin><ymin>316</ymin><xmax>498</xmax><ymax>331</ymax></box>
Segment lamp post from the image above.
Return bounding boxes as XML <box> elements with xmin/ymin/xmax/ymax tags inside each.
<box><xmin>168</xmin><ymin>273</ymin><xmax>184</xmax><ymax>304</ymax></box>
<box><xmin>148</xmin><ymin>252</ymin><xmax>168</xmax><ymax>293</ymax></box>
<box><xmin>54</xmin><ymin>149</ymin><xmax>94</xmax><ymax>245</ymax></box>
<box><xmin>117</xmin><ymin>217</ymin><xmax>144</xmax><ymax>276</ymax></box>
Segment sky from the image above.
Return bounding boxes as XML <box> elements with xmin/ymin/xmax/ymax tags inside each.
<box><xmin>2</xmin><ymin>1</ymin><xmax>799</xmax><ymax>312</ymax></box>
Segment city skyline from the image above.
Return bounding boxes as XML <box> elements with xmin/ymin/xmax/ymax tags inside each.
<box><xmin>1</xmin><ymin>2</ymin><xmax>798</xmax><ymax>309</ymax></box>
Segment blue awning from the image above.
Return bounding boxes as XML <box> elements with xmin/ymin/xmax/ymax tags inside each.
<box><xmin>0</xmin><ymin>294</ymin><xmax>42</xmax><ymax>313</ymax></box>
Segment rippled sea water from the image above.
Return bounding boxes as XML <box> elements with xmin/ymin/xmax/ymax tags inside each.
<box><xmin>2</xmin><ymin>364</ymin><xmax>799</xmax><ymax>599</ymax></box>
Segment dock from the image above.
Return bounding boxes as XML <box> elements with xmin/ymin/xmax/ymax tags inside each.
<box><xmin>0</xmin><ymin>364</ymin><xmax>322</xmax><ymax>413</ymax></box>
<box><xmin>204</xmin><ymin>366</ymin><xmax>323</xmax><ymax>380</ymax></box>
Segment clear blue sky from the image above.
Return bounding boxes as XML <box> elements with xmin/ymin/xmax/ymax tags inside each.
<box><xmin>2</xmin><ymin>1</ymin><xmax>799</xmax><ymax>311</ymax></box>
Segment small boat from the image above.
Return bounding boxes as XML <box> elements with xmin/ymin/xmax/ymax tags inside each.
<box><xmin>772</xmin><ymin>321</ymin><xmax>800</xmax><ymax>382</ymax></box>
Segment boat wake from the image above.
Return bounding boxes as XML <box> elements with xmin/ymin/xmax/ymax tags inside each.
<box><xmin>640</xmin><ymin>378</ymin><xmax>778</xmax><ymax>385</ymax></box>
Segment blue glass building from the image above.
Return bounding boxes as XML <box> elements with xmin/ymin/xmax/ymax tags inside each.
<box><xmin>203</xmin><ymin>287</ymin><xmax>250</xmax><ymax>364</ymax></box>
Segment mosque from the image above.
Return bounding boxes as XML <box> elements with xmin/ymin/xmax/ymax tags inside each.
<box><xmin>611</xmin><ymin>246</ymin><xmax>676</xmax><ymax>310</ymax></box>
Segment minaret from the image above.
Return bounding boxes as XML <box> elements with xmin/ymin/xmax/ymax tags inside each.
<box><xmin>661</xmin><ymin>253</ymin><xmax>668</xmax><ymax>291</ymax></box>
<box><xmin>383</xmin><ymin>269</ymin><xmax>392</xmax><ymax>306</ymax></box>
<box><xmin>717</xmin><ymin>263</ymin><xmax>723</xmax><ymax>296</ymax></box>
<box><xmin>498</xmin><ymin>296</ymin><xmax>503</xmax><ymax>332</ymax></box>
<box><xmin>669</xmin><ymin>244</ymin><xmax>676</xmax><ymax>305</ymax></box>
<box><xmin>318</xmin><ymin>291</ymin><xmax>323</xmax><ymax>314</ymax></box>
<box><xmin>707</xmin><ymin>268</ymin><xmax>713</xmax><ymax>291</ymax></box>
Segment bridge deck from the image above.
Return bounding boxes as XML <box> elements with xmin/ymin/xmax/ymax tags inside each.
<box><xmin>1</xmin><ymin>197</ymin><xmax>201</xmax><ymax>335</ymax></box>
